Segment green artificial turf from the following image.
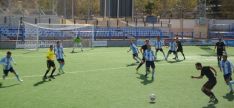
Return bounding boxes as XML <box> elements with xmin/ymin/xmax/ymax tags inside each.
<box><xmin>0</xmin><ymin>46</ymin><xmax>233</xmax><ymax>108</ymax></box>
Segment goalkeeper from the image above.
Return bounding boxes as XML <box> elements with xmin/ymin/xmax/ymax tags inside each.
<box><xmin>72</xmin><ymin>36</ymin><xmax>83</xmax><ymax>53</ymax></box>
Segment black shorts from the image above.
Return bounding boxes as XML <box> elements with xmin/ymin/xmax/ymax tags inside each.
<box><xmin>47</xmin><ymin>60</ymin><xmax>55</xmax><ymax>68</ymax></box>
<box><xmin>57</xmin><ymin>59</ymin><xmax>65</xmax><ymax>63</ymax></box>
<box><xmin>3</xmin><ymin>67</ymin><xmax>15</xmax><ymax>76</ymax></box>
<box><xmin>203</xmin><ymin>80</ymin><xmax>217</xmax><ymax>90</ymax></box>
<box><xmin>224</xmin><ymin>73</ymin><xmax>232</xmax><ymax>81</ymax></box>
<box><xmin>156</xmin><ymin>48</ymin><xmax>163</xmax><ymax>52</ymax></box>
<box><xmin>146</xmin><ymin>61</ymin><xmax>155</xmax><ymax>69</ymax></box>
<box><xmin>217</xmin><ymin>50</ymin><xmax>223</xmax><ymax>56</ymax></box>
<box><xmin>168</xmin><ymin>50</ymin><xmax>177</xmax><ymax>55</ymax></box>
<box><xmin>177</xmin><ymin>49</ymin><xmax>183</xmax><ymax>52</ymax></box>
<box><xmin>133</xmin><ymin>53</ymin><xmax>138</xmax><ymax>58</ymax></box>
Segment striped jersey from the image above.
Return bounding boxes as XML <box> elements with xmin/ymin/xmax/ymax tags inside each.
<box><xmin>144</xmin><ymin>49</ymin><xmax>155</xmax><ymax>61</ymax></box>
<box><xmin>130</xmin><ymin>43</ymin><xmax>138</xmax><ymax>54</ymax></box>
<box><xmin>54</xmin><ymin>46</ymin><xmax>64</xmax><ymax>59</ymax></box>
<box><xmin>220</xmin><ymin>60</ymin><xmax>234</xmax><ymax>75</ymax></box>
<box><xmin>0</xmin><ymin>56</ymin><xmax>15</xmax><ymax>70</ymax></box>
<box><xmin>155</xmin><ymin>40</ymin><xmax>164</xmax><ymax>49</ymax></box>
<box><xmin>169</xmin><ymin>41</ymin><xmax>177</xmax><ymax>51</ymax></box>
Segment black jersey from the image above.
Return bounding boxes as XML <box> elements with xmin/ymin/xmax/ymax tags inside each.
<box><xmin>201</xmin><ymin>66</ymin><xmax>216</xmax><ymax>81</ymax></box>
<box><xmin>216</xmin><ymin>42</ymin><xmax>225</xmax><ymax>52</ymax></box>
<box><xmin>176</xmin><ymin>41</ymin><xmax>183</xmax><ymax>50</ymax></box>
<box><xmin>141</xmin><ymin>45</ymin><xmax>148</xmax><ymax>53</ymax></box>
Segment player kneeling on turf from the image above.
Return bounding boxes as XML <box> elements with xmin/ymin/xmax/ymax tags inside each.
<box><xmin>0</xmin><ymin>51</ymin><xmax>23</xmax><ymax>82</ymax></box>
<box><xmin>144</xmin><ymin>45</ymin><xmax>156</xmax><ymax>80</ymax></box>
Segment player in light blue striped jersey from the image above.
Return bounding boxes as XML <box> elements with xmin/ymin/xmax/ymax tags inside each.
<box><xmin>54</xmin><ymin>41</ymin><xmax>65</xmax><ymax>74</ymax></box>
<box><xmin>166</xmin><ymin>38</ymin><xmax>178</xmax><ymax>61</ymax></box>
<box><xmin>128</xmin><ymin>40</ymin><xmax>141</xmax><ymax>63</ymax></box>
<box><xmin>144</xmin><ymin>45</ymin><xmax>156</xmax><ymax>80</ymax></box>
<box><xmin>155</xmin><ymin>36</ymin><xmax>166</xmax><ymax>60</ymax></box>
<box><xmin>0</xmin><ymin>51</ymin><xmax>23</xmax><ymax>82</ymax></box>
<box><xmin>220</xmin><ymin>55</ymin><xmax>234</xmax><ymax>94</ymax></box>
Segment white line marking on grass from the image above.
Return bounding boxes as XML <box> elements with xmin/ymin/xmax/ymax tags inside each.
<box><xmin>0</xmin><ymin>67</ymin><xmax>129</xmax><ymax>80</ymax></box>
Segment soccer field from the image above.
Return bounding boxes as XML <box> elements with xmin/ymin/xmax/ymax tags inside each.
<box><xmin>0</xmin><ymin>46</ymin><xmax>234</xmax><ymax>108</ymax></box>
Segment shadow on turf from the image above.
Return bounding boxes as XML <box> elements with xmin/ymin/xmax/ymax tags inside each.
<box><xmin>202</xmin><ymin>103</ymin><xmax>216</xmax><ymax>108</ymax></box>
<box><xmin>34</xmin><ymin>80</ymin><xmax>53</xmax><ymax>86</ymax></box>
<box><xmin>136</xmin><ymin>73</ymin><xmax>153</xmax><ymax>85</ymax></box>
<box><xmin>198</xmin><ymin>46</ymin><xmax>216</xmax><ymax>56</ymax></box>
<box><xmin>223</xmin><ymin>93</ymin><xmax>234</xmax><ymax>101</ymax></box>
<box><xmin>167</xmin><ymin>60</ymin><xmax>183</xmax><ymax>64</ymax></box>
<box><xmin>126</xmin><ymin>63</ymin><xmax>138</xmax><ymax>67</ymax></box>
<box><xmin>0</xmin><ymin>83</ymin><xmax>20</xmax><ymax>88</ymax></box>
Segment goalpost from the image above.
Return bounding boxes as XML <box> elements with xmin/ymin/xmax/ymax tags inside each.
<box><xmin>16</xmin><ymin>22</ymin><xmax>95</xmax><ymax>50</ymax></box>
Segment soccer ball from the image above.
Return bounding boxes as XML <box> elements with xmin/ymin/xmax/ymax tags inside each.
<box><xmin>149</xmin><ymin>93</ymin><xmax>156</xmax><ymax>102</ymax></box>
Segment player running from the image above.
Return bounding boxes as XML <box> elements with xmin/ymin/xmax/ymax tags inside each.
<box><xmin>220</xmin><ymin>55</ymin><xmax>234</xmax><ymax>94</ymax></box>
<box><xmin>175</xmin><ymin>36</ymin><xmax>185</xmax><ymax>60</ymax></box>
<box><xmin>54</xmin><ymin>41</ymin><xmax>65</xmax><ymax>75</ymax></box>
<box><xmin>72</xmin><ymin>36</ymin><xmax>83</xmax><ymax>53</ymax></box>
<box><xmin>144</xmin><ymin>45</ymin><xmax>156</xmax><ymax>80</ymax></box>
<box><xmin>127</xmin><ymin>39</ymin><xmax>141</xmax><ymax>63</ymax></box>
<box><xmin>43</xmin><ymin>45</ymin><xmax>56</xmax><ymax>81</ymax></box>
<box><xmin>191</xmin><ymin>63</ymin><xmax>218</xmax><ymax>104</ymax></box>
<box><xmin>165</xmin><ymin>39</ymin><xmax>178</xmax><ymax>61</ymax></box>
<box><xmin>214</xmin><ymin>38</ymin><xmax>226</xmax><ymax>67</ymax></box>
<box><xmin>154</xmin><ymin>36</ymin><xmax>166</xmax><ymax>60</ymax></box>
<box><xmin>136</xmin><ymin>40</ymin><xmax>150</xmax><ymax>72</ymax></box>
<box><xmin>0</xmin><ymin>51</ymin><xmax>23</xmax><ymax>82</ymax></box>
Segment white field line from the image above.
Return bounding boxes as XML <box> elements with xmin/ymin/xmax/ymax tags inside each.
<box><xmin>0</xmin><ymin>67</ymin><xmax>128</xmax><ymax>80</ymax></box>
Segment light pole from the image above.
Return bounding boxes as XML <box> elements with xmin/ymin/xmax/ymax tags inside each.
<box><xmin>72</xmin><ymin>0</ymin><xmax>74</xmax><ymax>19</ymax></box>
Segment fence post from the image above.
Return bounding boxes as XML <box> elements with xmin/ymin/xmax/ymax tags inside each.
<box><xmin>96</xmin><ymin>20</ymin><xmax>98</xmax><ymax>26</ymax></box>
<box><xmin>49</xmin><ymin>18</ymin><xmax>51</xmax><ymax>24</ymax></box>
<box><xmin>4</xmin><ymin>16</ymin><xmax>7</xmax><ymax>24</ymax></box>
<box><xmin>192</xmin><ymin>32</ymin><xmax>194</xmax><ymax>39</ymax></box>
<box><xmin>35</xmin><ymin>18</ymin><xmax>38</xmax><ymax>24</ymax></box>
<box><xmin>117</xmin><ymin>19</ymin><xmax>119</xmax><ymax>27</ymax></box>
<box><xmin>73</xmin><ymin>19</ymin><xmax>76</xmax><ymax>24</ymax></box>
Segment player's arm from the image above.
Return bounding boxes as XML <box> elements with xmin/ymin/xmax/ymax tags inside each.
<box><xmin>191</xmin><ymin>75</ymin><xmax>203</xmax><ymax>79</ymax></box>
<box><xmin>209</xmin><ymin>66</ymin><xmax>217</xmax><ymax>76</ymax></box>
<box><xmin>191</xmin><ymin>73</ymin><xmax>204</xmax><ymax>79</ymax></box>
<box><xmin>0</xmin><ymin>58</ymin><xmax>7</xmax><ymax>65</ymax></box>
<box><xmin>140</xmin><ymin>47</ymin><xmax>143</xmax><ymax>54</ymax></box>
<box><xmin>214</xmin><ymin>44</ymin><xmax>217</xmax><ymax>51</ymax></box>
<box><xmin>11</xmin><ymin>57</ymin><xmax>16</xmax><ymax>65</ymax></box>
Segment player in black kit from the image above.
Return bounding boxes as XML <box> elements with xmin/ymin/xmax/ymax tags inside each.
<box><xmin>136</xmin><ymin>40</ymin><xmax>150</xmax><ymax>72</ymax></box>
<box><xmin>191</xmin><ymin>63</ymin><xmax>218</xmax><ymax>104</ymax></box>
<box><xmin>214</xmin><ymin>38</ymin><xmax>226</xmax><ymax>66</ymax></box>
<box><xmin>175</xmin><ymin>36</ymin><xmax>185</xmax><ymax>60</ymax></box>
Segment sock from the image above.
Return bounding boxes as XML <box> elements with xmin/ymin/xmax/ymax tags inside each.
<box><xmin>44</xmin><ymin>70</ymin><xmax>49</xmax><ymax>77</ymax></box>
<box><xmin>228</xmin><ymin>82</ymin><xmax>234</xmax><ymax>91</ymax></box>
<box><xmin>152</xmin><ymin>69</ymin><xmax>155</xmax><ymax>79</ymax></box>
<box><xmin>15</xmin><ymin>73</ymin><xmax>21</xmax><ymax>81</ymax></box>
<box><xmin>61</xmin><ymin>64</ymin><xmax>65</xmax><ymax>72</ymax></box>
<box><xmin>137</xmin><ymin>63</ymin><xmax>143</xmax><ymax>70</ymax></box>
<box><xmin>51</xmin><ymin>68</ymin><xmax>56</xmax><ymax>76</ymax></box>
<box><xmin>134</xmin><ymin>58</ymin><xmax>139</xmax><ymax>62</ymax></box>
